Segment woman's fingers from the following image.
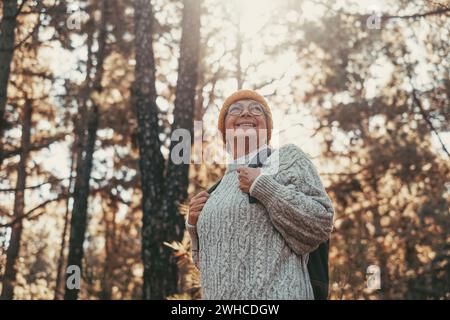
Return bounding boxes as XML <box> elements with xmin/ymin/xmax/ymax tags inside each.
<box><xmin>190</xmin><ymin>196</ymin><xmax>209</xmax><ymax>206</ymax></box>
<box><xmin>239</xmin><ymin>180</ymin><xmax>250</xmax><ymax>193</ymax></box>
<box><xmin>196</xmin><ymin>191</ymin><xmax>210</xmax><ymax>198</ymax></box>
<box><xmin>190</xmin><ymin>191</ymin><xmax>209</xmax><ymax>201</ymax></box>
<box><xmin>191</xmin><ymin>195</ymin><xmax>209</xmax><ymax>206</ymax></box>
<box><xmin>197</xmin><ymin>195</ymin><xmax>210</xmax><ymax>202</ymax></box>
<box><xmin>192</xmin><ymin>191</ymin><xmax>209</xmax><ymax>200</ymax></box>
<box><xmin>188</xmin><ymin>191</ymin><xmax>210</xmax><ymax>225</ymax></box>
<box><xmin>237</xmin><ymin>168</ymin><xmax>260</xmax><ymax>194</ymax></box>
<box><xmin>189</xmin><ymin>202</ymin><xmax>208</xmax><ymax>214</ymax></box>
<box><xmin>189</xmin><ymin>203</ymin><xmax>207</xmax><ymax>224</ymax></box>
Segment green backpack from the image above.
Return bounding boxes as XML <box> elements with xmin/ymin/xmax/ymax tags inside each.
<box><xmin>207</xmin><ymin>147</ymin><xmax>329</xmax><ymax>300</ymax></box>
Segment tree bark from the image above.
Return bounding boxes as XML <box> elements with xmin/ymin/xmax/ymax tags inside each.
<box><xmin>54</xmin><ymin>139</ymin><xmax>76</xmax><ymax>300</ymax></box>
<box><xmin>134</xmin><ymin>0</ymin><xmax>201</xmax><ymax>299</ymax></box>
<box><xmin>133</xmin><ymin>0</ymin><xmax>165</xmax><ymax>300</ymax></box>
<box><xmin>0</xmin><ymin>0</ymin><xmax>19</xmax><ymax>165</ymax></box>
<box><xmin>0</xmin><ymin>98</ymin><xmax>32</xmax><ymax>300</ymax></box>
<box><xmin>64</xmin><ymin>0</ymin><xmax>107</xmax><ymax>300</ymax></box>
<box><xmin>163</xmin><ymin>0</ymin><xmax>201</xmax><ymax>293</ymax></box>
<box><xmin>100</xmin><ymin>203</ymin><xmax>116</xmax><ymax>300</ymax></box>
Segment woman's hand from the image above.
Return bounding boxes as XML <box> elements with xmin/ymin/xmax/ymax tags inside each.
<box><xmin>237</xmin><ymin>167</ymin><xmax>261</xmax><ymax>194</ymax></box>
<box><xmin>188</xmin><ymin>191</ymin><xmax>210</xmax><ymax>225</ymax></box>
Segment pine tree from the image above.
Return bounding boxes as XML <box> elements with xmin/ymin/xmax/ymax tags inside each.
<box><xmin>64</xmin><ymin>0</ymin><xmax>108</xmax><ymax>300</ymax></box>
<box><xmin>133</xmin><ymin>0</ymin><xmax>201</xmax><ymax>299</ymax></box>
<box><xmin>0</xmin><ymin>0</ymin><xmax>19</xmax><ymax>164</ymax></box>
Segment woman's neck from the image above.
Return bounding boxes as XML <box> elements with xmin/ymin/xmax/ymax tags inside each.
<box><xmin>231</xmin><ymin>142</ymin><xmax>265</xmax><ymax>160</ymax></box>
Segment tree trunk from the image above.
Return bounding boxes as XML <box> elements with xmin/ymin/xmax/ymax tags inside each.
<box><xmin>134</xmin><ymin>0</ymin><xmax>201</xmax><ymax>299</ymax></box>
<box><xmin>63</xmin><ymin>106</ymin><xmax>99</xmax><ymax>301</ymax></box>
<box><xmin>163</xmin><ymin>0</ymin><xmax>201</xmax><ymax>292</ymax></box>
<box><xmin>0</xmin><ymin>99</ymin><xmax>32</xmax><ymax>300</ymax></box>
<box><xmin>54</xmin><ymin>140</ymin><xmax>77</xmax><ymax>300</ymax></box>
<box><xmin>0</xmin><ymin>0</ymin><xmax>18</xmax><ymax>165</ymax></box>
<box><xmin>372</xmin><ymin>205</ymin><xmax>390</xmax><ymax>299</ymax></box>
<box><xmin>64</xmin><ymin>0</ymin><xmax>107</xmax><ymax>300</ymax></box>
<box><xmin>133</xmin><ymin>0</ymin><xmax>165</xmax><ymax>300</ymax></box>
<box><xmin>100</xmin><ymin>205</ymin><xmax>116</xmax><ymax>300</ymax></box>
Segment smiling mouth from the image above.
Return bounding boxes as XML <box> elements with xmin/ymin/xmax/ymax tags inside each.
<box><xmin>235</xmin><ymin>123</ymin><xmax>257</xmax><ymax>129</ymax></box>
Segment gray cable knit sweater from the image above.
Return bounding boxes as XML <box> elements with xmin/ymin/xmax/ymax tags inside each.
<box><xmin>186</xmin><ymin>144</ymin><xmax>334</xmax><ymax>300</ymax></box>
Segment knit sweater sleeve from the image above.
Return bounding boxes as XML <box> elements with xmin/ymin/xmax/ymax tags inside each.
<box><xmin>249</xmin><ymin>144</ymin><xmax>334</xmax><ymax>255</ymax></box>
<box><xmin>185</xmin><ymin>219</ymin><xmax>200</xmax><ymax>269</ymax></box>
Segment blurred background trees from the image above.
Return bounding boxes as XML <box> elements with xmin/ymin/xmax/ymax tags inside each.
<box><xmin>0</xmin><ymin>0</ymin><xmax>448</xmax><ymax>300</ymax></box>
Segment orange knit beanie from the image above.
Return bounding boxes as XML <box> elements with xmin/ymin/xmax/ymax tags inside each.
<box><xmin>217</xmin><ymin>89</ymin><xmax>273</xmax><ymax>143</ymax></box>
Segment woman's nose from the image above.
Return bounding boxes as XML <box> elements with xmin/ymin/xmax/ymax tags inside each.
<box><xmin>240</xmin><ymin>108</ymin><xmax>251</xmax><ymax>117</ymax></box>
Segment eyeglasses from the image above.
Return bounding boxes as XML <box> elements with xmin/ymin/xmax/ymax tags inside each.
<box><xmin>227</xmin><ymin>103</ymin><xmax>265</xmax><ymax>116</ymax></box>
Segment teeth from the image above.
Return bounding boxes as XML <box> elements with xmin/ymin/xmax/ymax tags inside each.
<box><xmin>236</xmin><ymin>123</ymin><xmax>255</xmax><ymax>127</ymax></box>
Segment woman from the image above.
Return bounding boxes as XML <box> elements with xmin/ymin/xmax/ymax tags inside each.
<box><xmin>186</xmin><ymin>89</ymin><xmax>334</xmax><ymax>299</ymax></box>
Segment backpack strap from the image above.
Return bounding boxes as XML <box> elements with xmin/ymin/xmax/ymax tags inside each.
<box><xmin>207</xmin><ymin>147</ymin><xmax>273</xmax><ymax>200</ymax></box>
<box><xmin>248</xmin><ymin>147</ymin><xmax>272</xmax><ymax>168</ymax></box>
<box><xmin>207</xmin><ymin>179</ymin><xmax>222</xmax><ymax>194</ymax></box>
<box><xmin>248</xmin><ymin>147</ymin><xmax>272</xmax><ymax>203</ymax></box>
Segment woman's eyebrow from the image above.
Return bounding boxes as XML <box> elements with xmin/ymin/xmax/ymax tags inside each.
<box><xmin>231</xmin><ymin>102</ymin><xmax>243</xmax><ymax>108</ymax></box>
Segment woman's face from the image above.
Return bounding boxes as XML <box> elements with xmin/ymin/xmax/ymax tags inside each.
<box><xmin>224</xmin><ymin>99</ymin><xmax>268</xmax><ymax>147</ymax></box>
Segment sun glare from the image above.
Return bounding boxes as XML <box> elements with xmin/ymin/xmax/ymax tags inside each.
<box><xmin>234</xmin><ymin>0</ymin><xmax>278</xmax><ymax>35</ymax></box>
